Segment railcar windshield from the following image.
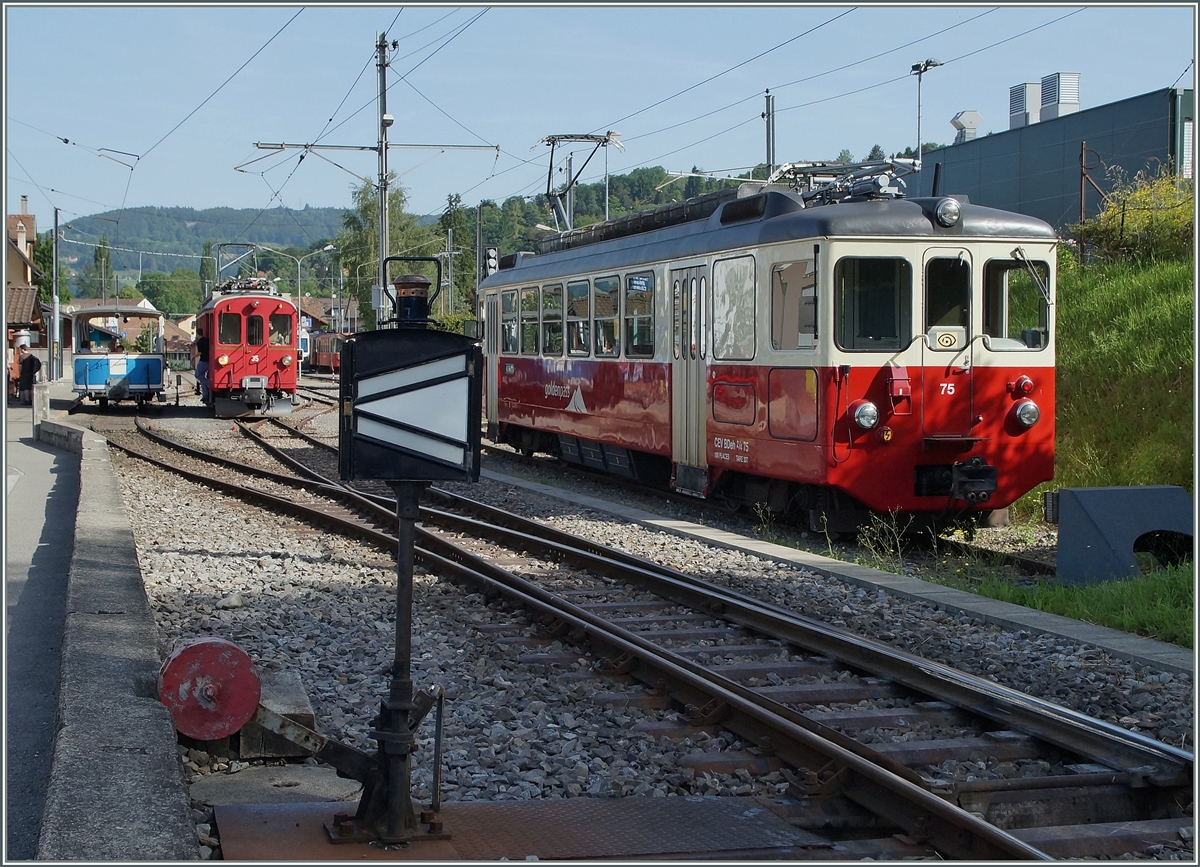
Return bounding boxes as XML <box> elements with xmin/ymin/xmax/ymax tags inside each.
<box><xmin>983</xmin><ymin>257</ymin><xmax>1051</xmax><ymax>350</ymax></box>
<box><xmin>269</xmin><ymin>313</ymin><xmax>292</xmax><ymax>345</ymax></box>
<box><xmin>771</xmin><ymin>258</ymin><xmax>817</xmax><ymax>350</ymax></box>
<box><xmin>218</xmin><ymin>312</ymin><xmax>241</xmax><ymax>345</ymax></box>
<box><xmin>835</xmin><ymin>257</ymin><xmax>913</xmax><ymax>351</ymax></box>
<box><xmin>247</xmin><ymin>314</ymin><xmax>265</xmax><ymax>346</ymax></box>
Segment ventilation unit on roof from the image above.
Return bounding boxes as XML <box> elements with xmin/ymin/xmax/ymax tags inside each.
<box><xmin>951</xmin><ymin>110</ymin><xmax>983</xmax><ymax>144</ymax></box>
<box><xmin>1041</xmin><ymin>72</ymin><xmax>1081</xmax><ymax>121</ymax></box>
<box><xmin>1009</xmin><ymin>82</ymin><xmax>1041</xmax><ymax>129</ymax></box>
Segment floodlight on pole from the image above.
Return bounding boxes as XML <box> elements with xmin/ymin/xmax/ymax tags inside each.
<box><xmin>910</xmin><ymin>58</ymin><xmax>943</xmax><ymax>170</ymax></box>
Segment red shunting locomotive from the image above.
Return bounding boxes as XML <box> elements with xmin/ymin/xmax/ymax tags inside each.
<box><xmin>196</xmin><ymin>276</ymin><xmax>299</xmax><ymax>417</ymax></box>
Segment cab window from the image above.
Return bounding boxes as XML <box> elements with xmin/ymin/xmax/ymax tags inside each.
<box><xmin>835</xmin><ymin>257</ymin><xmax>912</xmax><ymax>351</ymax></box>
<box><xmin>218</xmin><ymin>312</ymin><xmax>241</xmax><ymax>345</ymax></box>
<box><xmin>984</xmin><ymin>258</ymin><xmax>1051</xmax><ymax>350</ymax></box>
<box><xmin>269</xmin><ymin>313</ymin><xmax>292</xmax><ymax>345</ymax></box>
<box><xmin>771</xmin><ymin>258</ymin><xmax>816</xmax><ymax>350</ymax></box>
<box><xmin>247</xmin><ymin>315</ymin><xmax>265</xmax><ymax>346</ymax></box>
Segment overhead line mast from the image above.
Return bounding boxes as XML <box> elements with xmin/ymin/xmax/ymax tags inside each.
<box><xmin>242</xmin><ymin>31</ymin><xmax>498</xmax><ymax>328</ymax></box>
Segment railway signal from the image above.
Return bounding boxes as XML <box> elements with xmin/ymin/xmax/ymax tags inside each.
<box><xmin>481</xmin><ymin>245</ymin><xmax>499</xmax><ymax>280</ymax></box>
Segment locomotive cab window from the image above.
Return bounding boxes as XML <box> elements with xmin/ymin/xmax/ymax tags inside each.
<box><xmin>500</xmin><ymin>290</ymin><xmax>518</xmax><ymax>354</ymax></box>
<box><xmin>625</xmin><ymin>272</ymin><xmax>654</xmax><ymax>357</ymax></box>
<box><xmin>520</xmin><ymin>287</ymin><xmax>539</xmax><ymax>355</ymax></box>
<box><xmin>542</xmin><ymin>284</ymin><xmax>563</xmax><ymax>356</ymax></box>
<box><xmin>835</xmin><ymin>257</ymin><xmax>912</xmax><ymax>351</ymax></box>
<box><xmin>218</xmin><ymin>312</ymin><xmax>241</xmax><ymax>345</ymax></box>
<box><xmin>594</xmin><ymin>275</ymin><xmax>619</xmax><ymax>357</ymax></box>
<box><xmin>924</xmin><ymin>255</ymin><xmax>970</xmax><ymax>350</ymax></box>
<box><xmin>983</xmin><ymin>257</ymin><xmax>1050</xmax><ymax>350</ymax></box>
<box><xmin>247</xmin><ymin>314</ymin><xmax>265</xmax><ymax>346</ymax></box>
<box><xmin>567</xmin><ymin>280</ymin><xmax>590</xmax><ymax>357</ymax></box>
<box><xmin>771</xmin><ymin>258</ymin><xmax>817</xmax><ymax>350</ymax></box>
<box><xmin>269</xmin><ymin>313</ymin><xmax>292</xmax><ymax>345</ymax></box>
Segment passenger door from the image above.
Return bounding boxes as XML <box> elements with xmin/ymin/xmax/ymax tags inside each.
<box><xmin>921</xmin><ymin>249</ymin><xmax>975</xmax><ymax>437</ymax></box>
<box><xmin>670</xmin><ymin>265</ymin><xmax>709</xmax><ymax>495</ymax></box>
<box><xmin>484</xmin><ymin>292</ymin><xmax>499</xmax><ymax>426</ymax></box>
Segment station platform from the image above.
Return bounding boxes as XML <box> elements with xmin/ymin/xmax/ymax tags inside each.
<box><xmin>3</xmin><ymin>374</ymin><xmax>1192</xmax><ymax>861</ymax></box>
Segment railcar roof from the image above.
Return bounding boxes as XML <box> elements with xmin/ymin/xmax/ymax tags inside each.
<box><xmin>481</xmin><ymin>192</ymin><xmax>1057</xmax><ymax>288</ymax></box>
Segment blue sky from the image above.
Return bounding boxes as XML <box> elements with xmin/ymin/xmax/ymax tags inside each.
<box><xmin>5</xmin><ymin>4</ymin><xmax>1196</xmax><ymax>229</ymax></box>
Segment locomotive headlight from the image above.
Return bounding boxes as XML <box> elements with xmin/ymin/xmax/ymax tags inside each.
<box><xmin>217</xmin><ymin>354</ymin><xmax>230</xmax><ymax>366</ymax></box>
<box><xmin>935</xmin><ymin>198</ymin><xmax>962</xmax><ymax>227</ymax></box>
<box><xmin>281</xmin><ymin>355</ymin><xmax>292</xmax><ymax>366</ymax></box>
<box><xmin>851</xmin><ymin>400</ymin><xmax>880</xmax><ymax>430</ymax></box>
<box><xmin>1014</xmin><ymin>399</ymin><xmax>1040</xmax><ymax>428</ymax></box>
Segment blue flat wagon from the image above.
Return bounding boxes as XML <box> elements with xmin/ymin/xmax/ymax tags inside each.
<box><xmin>72</xmin><ymin>304</ymin><xmax>167</xmax><ymax>408</ymax></box>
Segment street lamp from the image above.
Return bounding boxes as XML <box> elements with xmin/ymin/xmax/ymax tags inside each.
<box><xmin>910</xmin><ymin>58</ymin><xmax>943</xmax><ymax>170</ymax></box>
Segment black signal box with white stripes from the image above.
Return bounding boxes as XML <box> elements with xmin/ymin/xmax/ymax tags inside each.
<box><xmin>338</xmin><ymin>328</ymin><xmax>482</xmax><ymax>483</ymax></box>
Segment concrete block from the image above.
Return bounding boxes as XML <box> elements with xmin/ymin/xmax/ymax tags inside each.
<box><xmin>1056</xmin><ymin>486</ymin><xmax>1194</xmax><ymax>585</ymax></box>
<box><xmin>237</xmin><ymin>670</ymin><xmax>318</xmax><ymax>759</ymax></box>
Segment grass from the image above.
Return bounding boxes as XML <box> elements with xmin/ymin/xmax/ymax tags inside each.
<box><xmin>1012</xmin><ymin>257</ymin><xmax>1194</xmax><ymax>522</ymax></box>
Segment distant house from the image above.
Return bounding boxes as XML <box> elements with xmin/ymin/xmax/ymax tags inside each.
<box><xmin>6</xmin><ymin>196</ymin><xmax>48</xmax><ymax>352</ymax></box>
<box><xmin>299</xmin><ymin>295</ymin><xmax>361</xmax><ymax>333</ymax></box>
<box><xmin>163</xmin><ymin>318</ymin><xmax>194</xmax><ymax>367</ymax></box>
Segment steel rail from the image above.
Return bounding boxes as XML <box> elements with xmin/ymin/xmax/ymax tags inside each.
<box><xmin>140</xmin><ymin>418</ymin><xmax>1195</xmax><ymax>783</ymax></box>
<box><xmin>107</xmin><ymin>433</ymin><xmax>1050</xmax><ymax>859</ymax></box>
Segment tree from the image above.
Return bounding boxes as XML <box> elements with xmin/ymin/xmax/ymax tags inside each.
<box><xmin>76</xmin><ymin>235</ymin><xmax>116</xmax><ymax>298</ymax></box>
<box><xmin>438</xmin><ymin>193</ymin><xmax>477</xmax><ymax>314</ymax></box>
<box><xmin>334</xmin><ymin>176</ymin><xmax>439</xmax><ymax>331</ymax></box>
<box><xmin>32</xmin><ymin>230</ymin><xmax>68</xmax><ymax>304</ymax></box>
<box><xmin>866</xmin><ymin>144</ymin><xmax>886</xmax><ymax>161</ymax></box>
<box><xmin>836</xmin><ymin>149</ymin><xmax>854</xmax><ymax>164</ymax></box>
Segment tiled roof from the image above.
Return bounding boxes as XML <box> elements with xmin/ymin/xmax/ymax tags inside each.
<box><xmin>6</xmin><ymin>286</ymin><xmax>39</xmax><ymax>326</ymax></box>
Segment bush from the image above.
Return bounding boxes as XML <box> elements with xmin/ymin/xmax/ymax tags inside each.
<box><xmin>1069</xmin><ymin>164</ymin><xmax>1194</xmax><ymax>263</ymax></box>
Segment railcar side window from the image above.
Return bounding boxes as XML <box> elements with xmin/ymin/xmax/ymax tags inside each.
<box><xmin>542</xmin><ymin>284</ymin><xmax>563</xmax><ymax>356</ymax></box>
<box><xmin>247</xmin><ymin>314</ymin><xmax>265</xmax><ymax>346</ymax></box>
<box><xmin>501</xmin><ymin>290</ymin><xmax>518</xmax><ymax>354</ymax></box>
<box><xmin>983</xmin><ymin>259</ymin><xmax>1050</xmax><ymax>350</ymax></box>
<box><xmin>567</xmin><ymin>280</ymin><xmax>590</xmax><ymax>357</ymax></box>
<box><xmin>268</xmin><ymin>313</ymin><xmax>292</xmax><ymax>346</ymax></box>
<box><xmin>594</xmin><ymin>276</ymin><xmax>619</xmax><ymax>356</ymax></box>
<box><xmin>713</xmin><ymin>256</ymin><xmax>756</xmax><ymax>360</ymax></box>
<box><xmin>771</xmin><ymin>259</ymin><xmax>817</xmax><ymax>350</ymax></box>
<box><xmin>835</xmin><ymin>258</ymin><xmax>912</xmax><ymax>351</ymax></box>
<box><xmin>625</xmin><ymin>272</ymin><xmax>654</xmax><ymax>357</ymax></box>
<box><xmin>218</xmin><ymin>312</ymin><xmax>241</xmax><ymax>345</ymax></box>
<box><xmin>520</xmin><ymin>287</ymin><xmax>539</xmax><ymax>355</ymax></box>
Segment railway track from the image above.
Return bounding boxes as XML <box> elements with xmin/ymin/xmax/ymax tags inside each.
<box><xmin>104</xmin><ymin>415</ymin><xmax>1193</xmax><ymax>859</ymax></box>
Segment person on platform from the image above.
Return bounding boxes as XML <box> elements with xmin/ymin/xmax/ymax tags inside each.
<box><xmin>193</xmin><ymin>330</ymin><xmax>211</xmax><ymax>404</ymax></box>
<box><xmin>18</xmin><ymin>346</ymin><xmax>41</xmax><ymax>405</ymax></box>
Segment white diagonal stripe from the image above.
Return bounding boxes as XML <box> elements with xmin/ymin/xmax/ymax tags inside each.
<box><xmin>358</xmin><ymin>378</ymin><xmax>469</xmax><ymax>442</ymax></box>
<box><xmin>358</xmin><ymin>356</ymin><xmax>465</xmax><ymax>398</ymax></box>
<box><xmin>356</xmin><ymin>416</ymin><xmax>465</xmax><ymax>465</ymax></box>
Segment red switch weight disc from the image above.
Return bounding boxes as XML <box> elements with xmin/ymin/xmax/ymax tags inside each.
<box><xmin>158</xmin><ymin>637</ymin><xmax>262</xmax><ymax>740</ymax></box>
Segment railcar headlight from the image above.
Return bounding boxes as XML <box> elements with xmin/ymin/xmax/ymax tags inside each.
<box><xmin>1014</xmin><ymin>399</ymin><xmax>1040</xmax><ymax>428</ymax></box>
<box><xmin>851</xmin><ymin>400</ymin><xmax>879</xmax><ymax>430</ymax></box>
<box><xmin>935</xmin><ymin>198</ymin><xmax>962</xmax><ymax>227</ymax></box>
<box><xmin>281</xmin><ymin>355</ymin><xmax>293</xmax><ymax>366</ymax></box>
<box><xmin>217</xmin><ymin>354</ymin><xmax>230</xmax><ymax>366</ymax></box>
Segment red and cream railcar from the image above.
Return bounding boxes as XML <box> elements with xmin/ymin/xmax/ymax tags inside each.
<box><xmin>480</xmin><ymin>172</ymin><xmax>1056</xmax><ymax>532</ymax></box>
<box><xmin>307</xmin><ymin>330</ymin><xmax>344</xmax><ymax>374</ymax></box>
<box><xmin>196</xmin><ymin>277</ymin><xmax>299</xmax><ymax>417</ymax></box>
